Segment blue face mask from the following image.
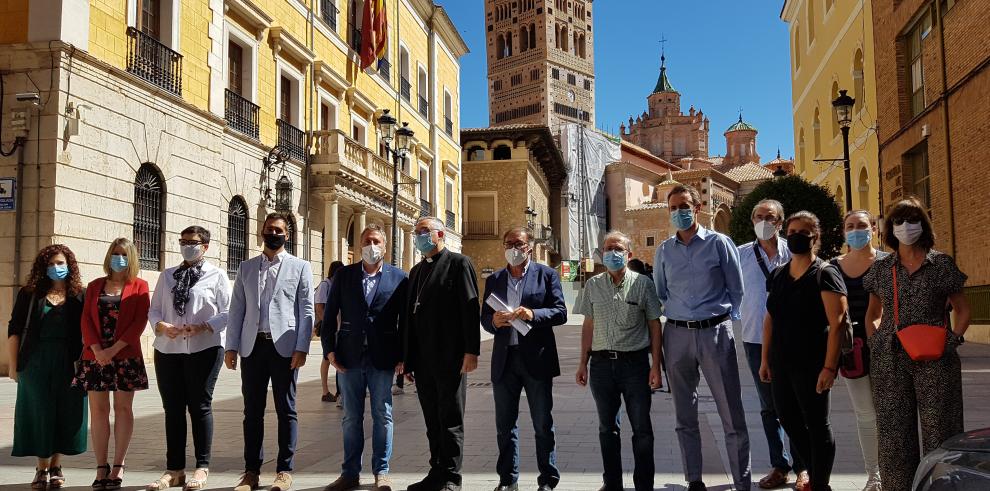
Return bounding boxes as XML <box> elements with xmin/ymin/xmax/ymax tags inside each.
<box><xmin>603</xmin><ymin>251</ymin><xmax>627</xmax><ymax>272</ymax></box>
<box><xmin>846</xmin><ymin>229</ymin><xmax>871</xmax><ymax>250</ymax></box>
<box><xmin>47</xmin><ymin>264</ymin><xmax>69</xmax><ymax>281</ymax></box>
<box><xmin>415</xmin><ymin>231</ymin><xmax>436</xmax><ymax>254</ymax></box>
<box><xmin>670</xmin><ymin>208</ymin><xmax>695</xmax><ymax>231</ymax></box>
<box><xmin>110</xmin><ymin>254</ymin><xmax>129</xmax><ymax>272</ymax></box>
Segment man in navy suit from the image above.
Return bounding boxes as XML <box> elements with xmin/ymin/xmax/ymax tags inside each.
<box><xmin>321</xmin><ymin>224</ymin><xmax>408</xmax><ymax>491</ymax></box>
<box><xmin>481</xmin><ymin>226</ymin><xmax>567</xmax><ymax>491</ymax></box>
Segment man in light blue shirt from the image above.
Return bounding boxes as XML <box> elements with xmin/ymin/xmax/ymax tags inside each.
<box><xmin>654</xmin><ymin>184</ymin><xmax>750</xmax><ymax>491</ymax></box>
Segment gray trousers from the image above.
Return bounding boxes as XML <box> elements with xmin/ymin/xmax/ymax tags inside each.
<box><xmin>664</xmin><ymin>320</ymin><xmax>751</xmax><ymax>490</ymax></box>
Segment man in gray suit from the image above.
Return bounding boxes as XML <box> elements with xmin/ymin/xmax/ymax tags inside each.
<box><xmin>225</xmin><ymin>212</ymin><xmax>315</xmax><ymax>491</ymax></box>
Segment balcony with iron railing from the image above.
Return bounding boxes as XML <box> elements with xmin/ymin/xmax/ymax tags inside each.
<box><xmin>464</xmin><ymin>220</ymin><xmax>499</xmax><ymax>238</ymax></box>
<box><xmin>445</xmin><ymin>210</ymin><xmax>456</xmax><ymax>229</ymax></box>
<box><xmin>311</xmin><ymin>129</ymin><xmax>417</xmax><ymax>204</ymax></box>
<box><xmin>126</xmin><ymin>27</ymin><xmax>183</xmax><ymax>96</ymax></box>
<box><xmin>277</xmin><ymin>119</ymin><xmax>307</xmax><ymax>162</ymax></box>
<box><xmin>418</xmin><ymin>95</ymin><xmax>429</xmax><ymax>118</ymax></box>
<box><xmin>400</xmin><ymin>77</ymin><xmax>411</xmax><ymax>102</ymax></box>
<box><xmin>349</xmin><ymin>24</ymin><xmax>362</xmax><ymax>52</ymax></box>
<box><xmin>321</xmin><ymin>0</ymin><xmax>338</xmax><ymax>30</ymax></box>
<box><xmin>225</xmin><ymin>90</ymin><xmax>260</xmax><ymax>139</ymax></box>
<box><xmin>378</xmin><ymin>58</ymin><xmax>390</xmax><ymax>81</ymax></box>
<box><xmin>420</xmin><ymin>199</ymin><xmax>433</xmax><ymax>218</ymax></box>
<box><xmin>444</xmin><ymin>116</ymin><xmax>453</xmax><ymax>136</ymax></box>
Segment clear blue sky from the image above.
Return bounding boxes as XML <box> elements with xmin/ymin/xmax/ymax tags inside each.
<box><xmin>439</xmin><ymin>0</ymin><xmax>796</xmax><ymax>160</ymax></box>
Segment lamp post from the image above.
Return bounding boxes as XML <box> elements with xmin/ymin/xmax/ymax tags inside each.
<box><xmin>262</xmin><ymin>146</ymin><xmax>290</xmax><ymax>209</ymax></box>
<box><xmin>832</xmin><ymin>89</ymin><xmax>855</xmax><ymax>211</ymax></box>
<box><xmin>376</xmin><ymin>109</ymin><xmax>415</xmax><ymax>267</ymax></box>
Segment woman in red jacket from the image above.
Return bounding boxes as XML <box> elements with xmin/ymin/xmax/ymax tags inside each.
<box><xmin>71</xmin><ymin>238</ymin><xmax>150</xmax><ymax>491</ymax></box>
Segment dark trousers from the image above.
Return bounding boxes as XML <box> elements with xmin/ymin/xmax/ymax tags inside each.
<box><xmin>415</xmin><ymin>367</ymin><xmax>466</xmax><ymax>485</ymax></box>
<box><xmin>743</xmin><ymin>342</ymin><xmax>804</xmax><ymax>473</ymax></box>
<box><xmin>771</xmin><ymin>362</ymin><xmax>835</xmax><ymax>491</ymax></box>
<box><xmin>588</xmin><ymin>350</ymin><xmax>654</xmax><ymax>491</ymax></box>
<box><xmin>154</xmin><ymin>346</ymin><xmax>223</xmax><ymax>470</ymax></box>
<box><xmin>241</xmin><ymin>338</ymin><xmax>299</xmax><ymax>473</ymax></box>
<box><xmin>494</xmin><ymin>348</ymin><xmax>559</xmax><ymax>488</ymax></box>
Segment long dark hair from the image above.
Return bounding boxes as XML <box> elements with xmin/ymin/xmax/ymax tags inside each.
<box><xmin>883</xmin><ymin>196</ymin><xmax>935</xmax><ymax>250</ymax></box>
<box><xmin>327</xmin><ymin>261</ymin><xmax>345</xmax><ymax>279</ymax></box>
<box><xmin>24</xmin><ymin>244</ymin><xmax>84</xmax><ymax>297</ymax></box>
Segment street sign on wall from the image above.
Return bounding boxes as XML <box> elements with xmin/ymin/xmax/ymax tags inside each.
<box><xmin>557</xmin><ymin>260</ymin><xmax>579</xmax><ymax>282</ymax></box>
<box><xmin>0</xmin><ymin>178</ymin><xmax>14</xmax><ymax>211</ymax></box>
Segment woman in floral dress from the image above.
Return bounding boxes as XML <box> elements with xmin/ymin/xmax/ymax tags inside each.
<box><xmin>72</xmin><ymin>238</ymin><xmax>150</xmax><ymax>490</ymax></box>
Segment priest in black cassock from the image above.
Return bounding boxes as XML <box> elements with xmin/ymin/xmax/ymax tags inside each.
<box><xmin>403</xmin><ymin>216</ymin><xmax>481</xmax><ymax>491</ymax></box>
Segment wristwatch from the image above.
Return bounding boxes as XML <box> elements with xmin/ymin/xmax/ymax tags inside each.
<box><xmin>950</xmin><ymin>332</ymin><xmax>965</xmax><ymax>346</ymax></box>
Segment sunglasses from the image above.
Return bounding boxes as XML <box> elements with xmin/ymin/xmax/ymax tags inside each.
<box><xmin>891</xmin><ymin>218</ymin><xmax>921</xmax><ymax>226</ymax></box>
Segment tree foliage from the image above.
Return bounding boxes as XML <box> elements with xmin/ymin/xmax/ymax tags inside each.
<box><xmin>729</xmin><ymin>176</ymin><xmax>844</xmax><ymax>259</ymax></box>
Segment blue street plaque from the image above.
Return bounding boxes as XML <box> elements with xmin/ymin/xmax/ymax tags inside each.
<box><xmin>0</xmin><ymin>177</ymin><xmax>15</xmax><ymax>211</ymax></box>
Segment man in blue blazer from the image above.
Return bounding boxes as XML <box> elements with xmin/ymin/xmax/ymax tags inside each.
<box><xmin>321</xmin><ymin>224</ymin><xmax>408</xmax><ymax>491</ymax></box>
<box><xmin>225</xmin><ymin>212</ymin><xmax>315</xmax><ymax>491</ymax></box>
<box><xmin>481</xmin><ymin>226</ymin><xmax>568</xmax><ymax>491</ymax></box>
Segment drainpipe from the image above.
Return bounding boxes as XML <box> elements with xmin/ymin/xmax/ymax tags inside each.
<box><xmin>304</xmin><ymin>0</ymin><xmax>315</xmax><ymax>262</ymax></box>
<box><xmin>934</xmin><ymin>0</ymin><xmax>955</xmax><ymax>257</ymax></box>
<box><xmin>12</xmin><ymin>139</ymin><xmax>26</xmax><ymax>290</ymax></box>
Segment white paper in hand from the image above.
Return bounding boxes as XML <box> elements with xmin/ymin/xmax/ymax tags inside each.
<box><xmin>485</xmin><ymin>293</ymin><xmax>532</xmax><ymax>337</ymax></box>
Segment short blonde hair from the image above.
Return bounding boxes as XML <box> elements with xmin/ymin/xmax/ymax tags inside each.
<box><xmin>103</xmin><ymin>237</ymin><xmax>141</xmax><ymax>280</ymax></box>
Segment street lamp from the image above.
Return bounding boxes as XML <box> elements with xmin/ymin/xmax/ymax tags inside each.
<box><xmin>376</xmin><ymin>109</ymin><xmax>415</xmax><ymax>267</ymax></box>
<box><xmin>275</xmin><ymin>175</ymin><xmax>293</xmax><ymax>213</ymax></box>
<box><xmin>262</xmin><ymin>146</ymin><xmax>289</xmax><ymax>208</ymax></box>
<box><xmin>832</xmin><ymin>89</ymin><xmax>855</xmax><ymax>211</ymax></box>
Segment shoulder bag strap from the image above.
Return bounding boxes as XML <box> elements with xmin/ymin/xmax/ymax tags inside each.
<box><xmin>18</xmin><ymin>294</ymin><xmax>37</xmax><ymax>352</ymax></box>
<box><xmin>753</xmin><ymin>244</ymin><xmax>771</xmax><ymax>279</ymax></box>
<box><xmin>891</xmin><ymin>263</ymin><xmax>900</xmax><ymax>328</ymax></box>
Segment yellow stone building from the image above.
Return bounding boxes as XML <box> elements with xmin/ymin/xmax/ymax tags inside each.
<box><xmin>781</xmin><ymin>0</ymin><xmax>880</xmax><ymax>218</ymax></box>
<box><xmin>0</xmin><ymin>0</ymin><xmax>467</xmax><ymax>372</ymax></box>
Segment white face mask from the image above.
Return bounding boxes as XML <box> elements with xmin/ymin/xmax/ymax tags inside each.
<box><xmin>181</xmin><ymin>244</ymin><xmax>205</xmax><ymax>262</ymax></box>
<box><xmin>361</xmin><ymin>243</ymin><xmax>384</xmax><ymax>265</ymax></box>
<box><xmin>753</xmin><ymin>220</ymin><xmax>778</xmax><ymax>241</ymax></box>
<box><xmin>504</xmin><ymin>247</ymin><xmax>529</xmax><ymax>267</ymax></box>
<box><xmin>893</xmin><ymin>221</ymin><xmax>923</xmax><ymax>246</ymax></box>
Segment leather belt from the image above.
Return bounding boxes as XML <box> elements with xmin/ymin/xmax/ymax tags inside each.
<box><xmin>589</xmin><ymin>348</ymin><xmax>648</xmax><ymax>360</ymax></box>
<box><xmin>667</xmin><ymin>313</ymin><xmax>730</xmax><ymax>330</ymax></box>
<box><xmin>257</xmin><ymin>332</ymin><xmax>273</xmax><ymax>340</ymax></box>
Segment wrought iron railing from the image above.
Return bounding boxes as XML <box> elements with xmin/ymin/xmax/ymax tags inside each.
<box><xmin>465</xmin><ymin>220</ymin><xmax>498</xmax><ymax>237</ymax></box>
<box><xmin>418</xmin><ymin>95</ymin><xmax>429</xmax><ymax>118</ymax></box>
<box><xmin>445</xmin><ymin>210</ymin><xmax>456</xmax><ymax>229</ymax></box>
<box><xmin>225</xmin><ymin>89</ymin><xmax>260</xmax><ymax>139</ymax></box>
<box><xmin>400</xmin><ymin>77</ymin><xmax>411</xmax><ymax>102</ymax></box>
<box><xmin>378</xmin><ymin>58</ymin><xmax>390</xmax><ymax>81</ymax></box>
<box><xmin>126</xmin><ymin>27</ymin><xmax>183</xmax><ymax>95</ymax></box>
<box><xmin>349</xmin><ymin>24</ymin><xmax>362</xmax><ymax>51</ymax></box>
<box><xmin>444</xmin><ymin>116</ymin><xmax>453</xmax><ymax>136</ymax></box>
<box><xmin>420</xmin><ymin>199</ymin><xmax>433</xmax><ymax>218</ymax></box>
<box><xmin>277</xmin><ymin>119</ymin><xmax>307</xmax><ymax>162</ymax></box>
<box><xmin>321</xmin><ymin>0</ymin><xmax>338</xmax><ymax>30</ymax></box>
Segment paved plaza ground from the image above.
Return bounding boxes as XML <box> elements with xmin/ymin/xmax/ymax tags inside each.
<box><xmin>2</xmin><ymin>318</ymin><xmax>989</xmax><ymax>491</ymax></box>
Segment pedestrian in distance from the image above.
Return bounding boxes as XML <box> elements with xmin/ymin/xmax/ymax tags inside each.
<box><xmin>403</xmin><ymin>216</ymin><xmax>481</xmax><ymax>491</ymax></box>
<box><xmin>831</xmin><ymin>210</ymin><xmax>884</xmax><ymax>491</ymax></box>
<box><xmin>654</xmin><ymin>184</ymin><xmax>751</xmax><ymax>491</ymax></box>
<box><xmin>575</xmin><ymin>231</ymin><xmax>663</xmax><ymax>491</ymax></box>
<box><xmin>737</xmin><ymin>199</ymin><xmax>808</xmax><ymax>490</ymax></box>
<box><xmin>864</xmin><ymin>197</ymin><xmax>971</xmax><ymax>490</ymax></box>
<box><xmin>7</xmin><ymin>244</ymin><xmax>88</xmax><ymax>490</ymax></box>
<box><xmin>760</xmin><ymin>211</ymin><xmax>847</xmax><ymax>491</ymax></box>
<box><xmin>72</xmin><ymin>237</ymin><xmax>151</xmax><ymax>491</ymax></box>
<box><xmin>146</xmin><ymin>226</ymin><xmax>231</xmax><ymax>491</ymax></box>
<box><xmin>482</xmin><ymin>226</ymin><xmax>568</xmax><ymax>491</ymax></box>
<box><xmin>321</xmin><ymin>224</ymin><xmax>408</xmax><ymax>491</ymax></box>
<box><xmin>315</xmin><ymin>260</ymin><xmax>345</xmax><ymax>405</ymax></box>
<box><xmin>225</xmin><ymin>212</ymin><xmax>315</xmax><ymax>491</ymax></box>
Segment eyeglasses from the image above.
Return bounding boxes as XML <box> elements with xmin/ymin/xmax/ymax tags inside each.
<box><xmin>892</xmin><ymin>218</ymin><xmax>921</xmax><ymax>226</ymax></box>
<box><xmin>178</xmin><ymin>240</ymin><xmax>206</xmax><ymax>246</ymax></box>
<box><xmin>605</xmin><ymin>247</ymin><xmax>628</xmax><ymax>253</ymax></box>
<box><xmin>503</xmin><ymin>241</ymin><xmax>529</xmax><ymax>250</ymax></box>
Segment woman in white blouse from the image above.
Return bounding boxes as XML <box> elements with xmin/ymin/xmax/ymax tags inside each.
<box><xmin>146</xmin><ymin>226</ymin><xmax>231</xmax><ymax>491</ymax></box>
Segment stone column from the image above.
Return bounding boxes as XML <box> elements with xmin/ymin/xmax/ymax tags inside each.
<box><xmin>323</xmin><ymin>193</ymin><xmax>339</xmax><ymax>263</ymax></box>
<box><xmin>353</xmin><ymin>206</ymin><xmax>366</xmax><ymax>258</ymax></box>
<box><xmin>383</xmin><ymin>219</ymin><xmax>394</xmax><ymax>265</ymax></box>
<box><xmin>404</xmin><ymin>228</ymin><xmax>416</xmax><ymax>270</ymax></box>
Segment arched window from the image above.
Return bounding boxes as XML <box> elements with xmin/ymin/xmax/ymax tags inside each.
<box><xmin>134</xmin><ymin>163</ymin><xmax>165</xmax><ymax>271</ymax></box>
<box><xmin>857</xmin><ymin>166</ymin><xmax>870</xmax><ymax>210</ymax></box>
<box><xmin>807</xmin><ymin>0</ymin><xmax>816</xmax><ymax>43</ymax></box>
<box><xmin>493</xmin><ymin>144</ymin><xmax>511</xmax><ymax>160</ymax></box>
<box><xmin>520</xmin><ymin>25</ymin><xmax>529</xmax><ymax>52</ymax></box>
<box><xmin>798</xmin><ymin>128</ymin><xmax>806</xmax><ymax>173</ymax></box>
<box><xmin>496</xmin><ymin>34</ymin><xmax>505</xmax><ymax>60</ymax></box>
<box><xmin>554</xmin><ymin>24</ymin><xmax>560</xmax><ymax>49</ymax></box>
<box><xmin>578</xmin><ymin>34</ymin><xmax>586</xmax><ymax>58</ymax></box>
<box><xmin>793</xmin><ymin>26</ymin><xmax>801</xmax><ymax>70</ymax></box>
<box><xmin>835</xmin><ymin>184</ymin><xmax>844</xmax><ymax>214</ymax></box>
<box><xmin>573</xmin><ymin>31</ymin><xmax>579</xmax><ymax>55</ymax></box>
<box><xmin>831</xmin><ymin>81</ymin><xmax>840</xmax><ymax>138</ymax></box>
<box><xmin>560</xmin><ymin>25</ymin><xmax>568</xmax><ymax>52</ymax></box>
<box><xmin>529</xmin><ymin>23</ymin><xmax>536</xmax><ymax>49</ymax></box>
<box><xmin>813</xmin><ymin>107</ymin><xmax>822</xmax><ymax>157</ymax></box>
<box><xmin>505</xmin><ymin>31</ymin><xmax>513</xmax><ymax>57</ymax></box>
<box><xmin>285</xmin><ymin>214</ymin><xmax>297</xmax><ymax>256</ymax></box>
<box><xmin>467</xmin><ymin>146</ymin><xmax>485</xmax><ymax>161</ymax></box>
<box><xmin>227</xmin><ymin>196</ymin><xmax>248</xmax><ymax>278</ymax></box>
<box><xmin>853</xmin><ymin>49</ymin><xmax>865</xmax><ymax>113</ymax></box>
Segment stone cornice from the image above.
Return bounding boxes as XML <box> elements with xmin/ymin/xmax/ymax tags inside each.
<box><xmin>269</xmin><ymin>26</ymin><xmax>315</xmax><ymax>65</ymax></box>
<box><xmin>224</xmin><ymin>0</ymin><xmax>272</xmax><ymax>39</ymax></box>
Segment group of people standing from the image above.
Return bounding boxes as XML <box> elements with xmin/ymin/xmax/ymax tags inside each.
<box><xmin>6</xmin><ymin>183</ymin><xmax>972</xmax><ymax>491</ymax></box>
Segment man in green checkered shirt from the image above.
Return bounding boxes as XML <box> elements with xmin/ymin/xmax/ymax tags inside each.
<box><xmin>574</xmin><ymin>231</ymin><xmax>663</xmax><ymax>491</ymax></box>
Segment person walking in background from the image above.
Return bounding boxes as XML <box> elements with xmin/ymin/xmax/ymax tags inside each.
<box><xmin>654</xmin><ymin>184</ymin><xmax>751</xmax><ymax>491</ymax></box>
<box><xmin>7</xmin><ymin>244</ymin><xmax>88</xmax><ymax>489</ymax></box>
<box><xmin>482</xmin><ymin>226</ymin><xmax>567</xmax><ymax>491</ymax></box>
<box><xmin>737</xmin><ymin>199</ymin><xmax>806</xmax><ymax>490</ymax></box>
<box><xmin>864</xmin><ymin>197</ymin><xmax>971</xmax><ymax>490</ymax></box>
<box><xmin>832</xmin><ymin>211</ymin><xmax>884</xmax><ymax>491</ymax></box>
<box><xmin>225</xmin><ymin>213</ymin><xmax>315</xmax><ymax>491</ymax></box>
<box><xmin>315</xmin><ymin>260</ymin><xmax>345</xmax><ymax>404</ymax></box>
<box><xmin>72</xmin><ymin>238</ymin><xmax>151</xmax><ymax>491</ymax></box>
<box><xmin>321</xmin><ymin>225</ymin><xmax>408</xmax><ymax>491</ymax></box>
<box><xmin>146</xmin><ymin>226</ymin><xmax>231</xmax><ymax>491</ymax></box>
<box><xmin>575</xmin><ymin>231</ymin><xmax>663</xmax><ymax>491</ymax></box>
<box><xmin>403</xmin><ymin>216</ymin><xmax>481</xmax><ymax>491</ymax></box>
<box><xmin>760</xmin><ymin>211</ymin><xmax>847</xmax><ymax>491</ymax></box>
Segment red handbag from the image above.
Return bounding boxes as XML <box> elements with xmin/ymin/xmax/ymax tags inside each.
<box><xmin>892</xmin><ymin>263</ymin><xmax>947</xmax><ymax>361</ymax></box>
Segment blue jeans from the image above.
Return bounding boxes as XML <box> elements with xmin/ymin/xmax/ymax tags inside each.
<box><xmin>494</xmin><ymin>348</ymin><xmax>559</xmax><ymax>488</ymax></box>
<box><xmin>338</xmin><ymin>352</ymin><xmax>394</xmax><ymax>477</ymax></box>
<box><xmin>588</xmin><ymin>350</ymin><xmax>654</xmax><ymax>491</ymax></box>
<box><xmin>743</xmin><ymin>342</ymin><xmax>804</xmax><ymax>473</ymax></box>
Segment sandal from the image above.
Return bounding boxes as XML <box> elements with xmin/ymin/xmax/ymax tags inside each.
<box><xmin>49</xmin><ymin>466</ymin><xmax>65</xmax><ymax>489</ymax></box>
<box><xmin>104</xmin><ymin>465</ymin><xmax>125</xmax><ymax>491</ymax></box>
<box><xmin>146</xmin><ymin>471</ymin><xmax>185</xmax><ymax>490</ymax></box>
<box><xmin>92</xmin><ymin>464</ymin><xmax>110</xmax><ymax>490</ymax></box>
<box><xmin>32</xmin><ymin>468</ymin><xmax>49</xmax><ymax>490</ymax></box>
<box><xmin>757</xmin><ymin>467</ymin><xmax>788</xmax><ymax>489</ymax></box>
<box><xmin>184</xmin><ymin>468</ymin><xmax>208</xmax><ymax>490</ymax></box>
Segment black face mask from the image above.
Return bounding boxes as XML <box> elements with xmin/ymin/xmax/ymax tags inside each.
<box><xmin>786</xmin><ymin>233</ymin><xmax>814</xmax><ymax>254</ymax></box>
<box><xmin>263</xmin><ymin>233</ymin><xmax>286</xmax><ymax>251</ymax></box>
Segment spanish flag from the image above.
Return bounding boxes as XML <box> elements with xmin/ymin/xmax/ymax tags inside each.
<box><xmin>360</xmin><ymin>0</ymin><xmax>388</xmax><ymax>70</ymax></box>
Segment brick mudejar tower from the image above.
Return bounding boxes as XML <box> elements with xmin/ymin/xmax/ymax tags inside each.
<box><xmin>486</xmin><ymin>0</ymin><xmax>596</xmax><ymax>131</ymax></box>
